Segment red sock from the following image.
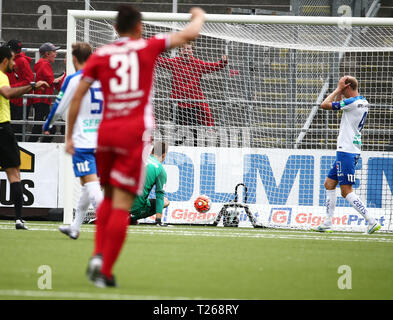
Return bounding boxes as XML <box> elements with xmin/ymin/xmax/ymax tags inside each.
<box><xmin>100</xmin><ymin>208</ymin><xmax>130</xmax><ymax>278</ymax></box>
<box><xmin>93</xmin><ymin>197</ymin><xmax>112</xmax><ymax>256</ymax></box>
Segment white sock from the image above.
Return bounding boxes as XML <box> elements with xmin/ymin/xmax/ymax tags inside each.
<box><xmin>324</xmin><ymin>189</ymin><xmax>337</xmax><ymax>225</ymax></box>
<box><xmin>71</xmin><ymin>186</ymin><xmax>90</xmax><ymax>232</ymax></box>
<box><xmin>345</xmin><ymin>192</ymin><xmax>376</xmax><ymax>225</ymax></box>
<box><xmin>84</xmin><ymin>181</ymin><xmax>103</xmax><ymax>210</ymax></box>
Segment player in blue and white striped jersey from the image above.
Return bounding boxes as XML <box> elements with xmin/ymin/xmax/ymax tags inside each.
<box><xmin>313</xmin><ymin>75</ymin><xmax>380</xmax><ymax>234</ymax></box>
<box><xmin>43</xmin><ymin>42</ymin><xmax>103</xmax><ymax>239</ymax></box>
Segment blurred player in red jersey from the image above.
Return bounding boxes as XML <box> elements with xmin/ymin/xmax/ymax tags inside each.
<box><xmin>66</xmin><ymin>5</ymin><xmax>206</xmax><ymax>288</ymax></box>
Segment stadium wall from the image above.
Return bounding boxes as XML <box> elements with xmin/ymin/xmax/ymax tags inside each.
<box><xmin>3</xmin><ymin>0</ymin><xmax>392</xmax><ymax>75</ymax></box>
<box><xmin>1</xmin><ymin>143</ymin><xmax>391</xmax><ymax>231</ymax></box>
<box><xmin>1</xmin><ymin>0</ymin><xmax>291</xmax><ymax>74</ymax></box>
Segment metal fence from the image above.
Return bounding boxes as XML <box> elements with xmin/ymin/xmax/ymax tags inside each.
<box><xmin>13</xmin><ymin>94</ymin><xmax>65</xmax><ymax>142</ymax></box>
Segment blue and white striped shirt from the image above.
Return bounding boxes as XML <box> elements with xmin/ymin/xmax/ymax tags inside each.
<box><xmin>44</xmin><ymin>70</ymin><xmax>103</xmax><ymax>149</ymax></box>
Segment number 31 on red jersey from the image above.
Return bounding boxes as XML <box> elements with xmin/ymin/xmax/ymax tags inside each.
<box><xmin>109</xmin><ymin>52</ymin><xmax>139</xmax><ymax>93</ymax></box>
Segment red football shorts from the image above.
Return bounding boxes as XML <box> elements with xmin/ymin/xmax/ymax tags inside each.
<box><xmin>95</xmin><ymin>118</ymin><xmax>151</xmax><ymax>195</ymax></box>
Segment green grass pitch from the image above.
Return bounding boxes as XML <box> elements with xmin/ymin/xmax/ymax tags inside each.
<box><xmin>0</xmin><ymin>221</ymin><xmax>392</xmax><ymax>300</ymax></box>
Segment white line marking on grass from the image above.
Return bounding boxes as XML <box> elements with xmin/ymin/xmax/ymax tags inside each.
<box><xmin>129</xmin><ymin>227</ymin><xmax>393</xmax><ymax>243</ymax></box>
<box><xmin>0</xmin><ymin>289</ymin><xmax>204</xmax><ymax>300</ymax></box>
<box><xmin>0</xmin><ymin>222</ymin><xmax>392</xmax><ymax>243</ymax></box>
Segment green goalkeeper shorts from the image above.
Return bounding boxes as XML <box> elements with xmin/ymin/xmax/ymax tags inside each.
<box><xmin>131</xmin><ymin>199</ymin><xmax>157</xmax><ymax>220</ymax></box>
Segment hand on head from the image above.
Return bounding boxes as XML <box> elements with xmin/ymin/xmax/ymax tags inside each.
<box><xmin>338</xmin><ymin>76</ymin><xmax>351</xmax><ymax>91</ymax></box>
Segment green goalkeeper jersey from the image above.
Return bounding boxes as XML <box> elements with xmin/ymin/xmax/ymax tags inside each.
<box><xmin>131</xmin><ymin>154</ymin><xmax>167</xmax><ymax>214</ymax></box>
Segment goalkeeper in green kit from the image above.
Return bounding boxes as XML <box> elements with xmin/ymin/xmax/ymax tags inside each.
<box><xmin>130</xmin><ymin>141</ymin><xmax>170</xmax><ymax>226</ymax></box>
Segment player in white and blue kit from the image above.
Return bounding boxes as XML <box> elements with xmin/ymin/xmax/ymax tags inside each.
<box><xmin>43</xmin><ymin>42</ymin><xmax>103</xmax><ymax>239</ymax></box>
<box><xmin>314</xmin><ymin>76</ymin><xmax>380</xmax><ymax>234</ymax></box>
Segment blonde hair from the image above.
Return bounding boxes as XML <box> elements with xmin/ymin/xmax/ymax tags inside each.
<box><xmin>345</xmin><ymin>76</ymin><xmax>358</xmax><ymax>91</ymax></box>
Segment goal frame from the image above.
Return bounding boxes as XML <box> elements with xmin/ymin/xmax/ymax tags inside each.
<box><xmin>63</xmin><ymin>9</ymin><xmax>393</xmax><ymax>224</ymax></box>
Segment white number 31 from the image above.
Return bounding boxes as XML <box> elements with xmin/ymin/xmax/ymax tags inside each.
<box><xmin>109</xmin><ymin>52</ymin><xmax>139</xmax><ymax>93</ymax></box>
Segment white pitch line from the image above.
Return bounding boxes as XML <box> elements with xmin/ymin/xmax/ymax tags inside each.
<box><xmin>0</xmin><ymin>289</ymin><xmax>204</xmax><ymax>300</ymax></box>
<box><xmin>129</xmin><ymin>229</ymin><xmax>393</xmax><ymax>243</ymax></box>
<box><xmin>0</xmin><ymin>223</ymin><xmax>392</xmax><ymax>243</ymax></box>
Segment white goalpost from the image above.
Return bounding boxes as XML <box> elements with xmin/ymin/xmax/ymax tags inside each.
<box><xmin>64</xmin><ymin>10</ymin><xmax>393</xmax><ymax>232</ymax></box>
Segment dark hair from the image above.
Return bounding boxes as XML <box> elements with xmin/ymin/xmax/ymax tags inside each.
<box><xmin>0</xmin><ymin>46</ymin><xmax>12</xmax><ymax>64</ymax></box>
<box><xmin>116</xmin><ymin>5</ymin><xmax>142</xmax><ymax>33</ymax></box>
<box><xmin>152</xmin><ymin>141</ymin><xmax>168</xmax><ymax>157</ymax></box>
<box><xmin>7</xmin><ymin>39</ymin><xmax>22</xmax><ymax>54</ymax></box>
<box><xmin>72</xmin><ymin>42</ymin><xmax>92</xmax><ymax>64</ymax></box>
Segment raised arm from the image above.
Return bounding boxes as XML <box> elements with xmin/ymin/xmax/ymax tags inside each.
<box><xmin>169</xmin><ymin>7</ymin><xmax>205</xmax><ymax>50</ymax></box>
<box><xmin>198</xmin><ymin>55</ymin><xmax>228</xmax><ymax>74</ymax></box>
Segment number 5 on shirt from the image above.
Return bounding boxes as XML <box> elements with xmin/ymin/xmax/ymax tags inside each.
<box><xmin>89</xmin><ymin>87</ymin><xmax>103</xmax><ymax>114</ymax></box>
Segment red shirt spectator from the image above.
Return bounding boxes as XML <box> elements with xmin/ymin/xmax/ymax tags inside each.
<box><xmin>5</xmin><ymin>39</ymin><xmax>34</xmax><ymax>141</ymax></box>
<box><xmin>156</xmin><ymin>43</ymin><xmax>228</xmax><ymax>126</ymax></box>
<box><xmin>29</xmin><ymin>42</ymin><xmax>61</xmax><ymax>142</ymax></box>
<box><xmin>6</xmin><ymin>40</ymin><xmax>34</xmax><ymax>107</ymax></box>
<box><xmin>32</xmin><ymin>43</ymin><xmax>60</xmax><ymax>105</ymax></box>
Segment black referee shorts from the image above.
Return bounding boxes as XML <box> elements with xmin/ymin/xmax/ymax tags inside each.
<box><xmin>0</xmin><ymin>122</ymin><xmax>21</xmax><ymax>169</ymax></box>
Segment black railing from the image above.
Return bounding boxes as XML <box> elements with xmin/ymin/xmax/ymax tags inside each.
<box><xmin>13</xmin><ymin>94</ymin><xmax>393</xmax><ymax>151</ymax></box>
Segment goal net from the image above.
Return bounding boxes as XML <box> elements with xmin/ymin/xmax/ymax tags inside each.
<box><xmin>65</xmin><ymin>10</ymin><xmax>393</xmax><ymax>232</ymax></box>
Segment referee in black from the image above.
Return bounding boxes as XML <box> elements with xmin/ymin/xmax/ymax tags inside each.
<box><xmin>0</xmin><ymin>46</ymin><xmax>48</xmax><ymax>229</ymax></box>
